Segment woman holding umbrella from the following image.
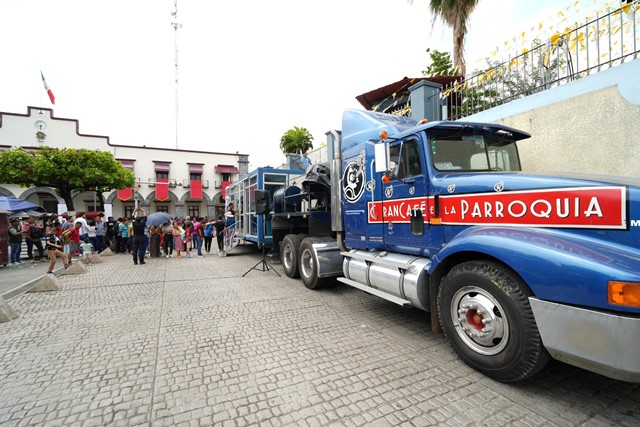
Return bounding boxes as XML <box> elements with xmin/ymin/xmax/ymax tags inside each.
<box><xmin>161</xmin><ymin>221</ymin><xmax>174</xmax><ymax>257</ymax></box>
<box><xmin>148</xmin><ymin>225</ymin><xmax>162</xmax><ymax>257</ymax></box>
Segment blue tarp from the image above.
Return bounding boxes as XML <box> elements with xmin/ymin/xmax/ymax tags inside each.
<box><xmin>0</xmin><ymin>197</ymin><xmax>45</xmax><ymax>213</ymax></box>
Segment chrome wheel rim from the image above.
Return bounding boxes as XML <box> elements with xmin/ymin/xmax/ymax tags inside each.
<box><xmin>450</xmin><ymin>286</ymin><xmax>509</xmax><ymax>355</ymax></box>
<box><xmin>300</xmin><ymin>248</ymin><xmax>313</xmax><ymax>279</ymax></box>
<box><xmin>283</xmin><ymin>243</ymin><xmax>294</xmax><ymax>271</ymax></box>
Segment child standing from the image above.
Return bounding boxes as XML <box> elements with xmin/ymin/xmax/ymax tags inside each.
<box><xmin>80</xmin><ymin>238</ymin><xmax>94</xmax><ymax>264</ymax></box>
<box><xmin>45</xmin><ymin>226</ymin><xmax>69</xmax><ymax>274</ymax></box>
<box><xmin>184</xmin><ymin>224</ymin><xmax>192</xmax><ymax>258</ymax></box>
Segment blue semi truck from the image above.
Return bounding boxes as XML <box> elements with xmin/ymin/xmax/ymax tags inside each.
<box><xmin>262</xmin><ymin>108</ymin><xmax>640</xmax><ymax>383</ymax></box>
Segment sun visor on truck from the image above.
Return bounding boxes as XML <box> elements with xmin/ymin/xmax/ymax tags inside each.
<box><xmin>341</xmin><ymin>109</ymin><xmax>418</xmax><ymax>152</ymax></box>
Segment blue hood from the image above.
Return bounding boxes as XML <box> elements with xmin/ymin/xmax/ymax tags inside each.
<box><xmin>433</xmin><ymin>171</ymin><xmax>640</xmax><ymax>194</ymax></box>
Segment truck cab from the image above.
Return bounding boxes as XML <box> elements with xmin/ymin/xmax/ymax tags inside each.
<box><xmin>274</xmin><ymin>108</ymin><xmax>640</xmax><ymax>383</ymax></box>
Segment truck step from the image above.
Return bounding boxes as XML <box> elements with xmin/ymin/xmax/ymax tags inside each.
<box><xmin>337</xmin><ymin>278</ymin><xmax>412</xmax><ymax>307</ymax></box>
<box><xmin>340</xmin><ymin>251</ymin><xmax>414</xmax><ymax>271</ymax></box>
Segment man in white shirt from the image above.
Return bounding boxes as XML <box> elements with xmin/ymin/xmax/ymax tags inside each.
<box><xmin>75</xmin><ymin>213</ymin><xmax>92</xmax><ymax>241</ymax></box>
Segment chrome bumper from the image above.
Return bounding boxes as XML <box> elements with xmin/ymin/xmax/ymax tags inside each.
<box><xmin>529</xmin><ymin>298</ymin><xmax>640</xmax><ymax>383</ymax></box>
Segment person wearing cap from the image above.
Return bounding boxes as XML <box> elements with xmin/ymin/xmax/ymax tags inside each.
<box><xmin>8</xmin><ymin>218</ymin><xmax>24</xmax><ymax>266</ymax></box>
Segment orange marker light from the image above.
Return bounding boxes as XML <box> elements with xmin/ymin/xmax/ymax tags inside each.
<box><xmin>419</xmin><ymin>118</ymin><xmax>429</xmax><ymax>124</ymax></box>
<box><xmin>379</xmin><ymin>130</ymin><xmax>388</xmax><ymax>140</ymax></box>
<box><xmin>381</xmin><ymin>175</ymin><xmax>391</xmax><ymax>184</ymax></box>
<box><xmin>608</xmin><ymin>281</ymin><xmax>640</xmax><ymax>308</ymax></box>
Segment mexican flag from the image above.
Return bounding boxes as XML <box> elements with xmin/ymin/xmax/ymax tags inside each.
<box><xmin>40</xmin><ymin>71</ymin><xmax>55</xmax><ymax>105</ymax></box>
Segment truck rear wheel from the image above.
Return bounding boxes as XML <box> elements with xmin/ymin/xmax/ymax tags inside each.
<box><xmin>299</xmin><ymin>237</ymin><xmax>329</xmax><ymax>290</ymax></box>
<box><xmin>281</xmin><ymin>234</ymin><xmax>304</xmax><ymax>278</ymax></box>
<box><xmin>437</xmin><ymin>261</ymin><xmax>550</xmax><ymax>383</ymax></box>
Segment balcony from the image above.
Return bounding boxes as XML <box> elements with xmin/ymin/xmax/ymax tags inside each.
<box><xmin>182</xmin><ymin>179</ymin><xmax>209</xmax><ymax>188</ymax></box>
<box><xmin>146</xmin><ymin>178</ymin><xmax>178</xmax><ymax>187</ymax></box>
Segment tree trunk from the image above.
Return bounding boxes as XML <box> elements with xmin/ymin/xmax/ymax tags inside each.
<box><xmin>60</xmin><ymin>192</ymin><xmax>75</xmax><ymax>211</ymax></box>
<box><xmin>58</xmin><ymin>183</ymin><xmax>75</xmax><ymax>211</ymax></box>
<box><xmin>453</xmin><ymin>22</ymin><xmax>466</xmax><ymax>77</ymax></box>
<box><xmin>95</xmin><ymin>190</ymin><xmax>105</xmax><ymax>212</ymax></box>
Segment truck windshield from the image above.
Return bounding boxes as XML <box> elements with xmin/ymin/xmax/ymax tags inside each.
<box><xmin>430</xmin><ymin>132</ymin><xmax>521</xmax><ymax>172</ymax></box>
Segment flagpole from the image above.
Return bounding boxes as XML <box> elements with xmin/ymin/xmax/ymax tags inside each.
<box><xmin>171</xmin><ymin>0</ymin><xmax>182</xmax><ymax>150</ymax></box>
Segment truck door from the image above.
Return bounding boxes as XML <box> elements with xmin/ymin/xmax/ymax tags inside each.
<box><xmin>342</xmin><ymin>145</ymin><xmax>385</xmax><ymax>251</ymax></box>
<box><xmin>380</xmin><ymin>137</ymin><xmax>431</xmax><ymax>256</ymax></box>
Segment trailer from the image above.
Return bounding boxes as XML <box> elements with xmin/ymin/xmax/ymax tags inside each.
<box><xmin>224</xmin><ymin>166</ymin><xmax>305</xmax><ymax>251</ymax></box>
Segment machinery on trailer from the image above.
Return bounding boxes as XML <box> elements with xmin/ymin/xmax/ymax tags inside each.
<box><xmin>266</xmin><ymin>108</ymin><xmax>640</xmax><ymax>383</ymax></box>
<box><xmin>224</xmin><ymin>166</ymin><xmax>304</xmax><ymax>250</ymax></box>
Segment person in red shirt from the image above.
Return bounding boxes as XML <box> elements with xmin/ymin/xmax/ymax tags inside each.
<box><xmin>62</xmin><ymin>221</ymin><xmax>82</xmax><ymax>266</ymax></box>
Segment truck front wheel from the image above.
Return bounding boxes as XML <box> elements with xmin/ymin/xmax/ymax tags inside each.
<box><xmin>437</xmin><ymin>261</ymin><xmax>550</xmax><ymax>383</ymax></box>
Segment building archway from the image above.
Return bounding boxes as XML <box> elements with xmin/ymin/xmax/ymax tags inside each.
<box><xmin>210</xmin><ymin>191</ymin><xmax>225</xmax><ymax>218</ymax></box>
<box><xmin>0</xmin><ymin>187</ymin><xmax>16</xmax><ymax>198</ymax></box>
<box><xmin>179</xmin><ymin>192</ymin><xmax>214</xmax><ymax>218</ymax></box>
<box><xmin>19</xmin><ymin>187</ymin><xmax>63</xmax><ymax>213</ymax></box>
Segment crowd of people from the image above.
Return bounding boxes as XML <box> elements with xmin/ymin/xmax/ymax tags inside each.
<box><xmin>111</xmin><ymin>209</ymin><xmax>231</xmax><ymax>264</ymax></box>
<box><xmin>6</xmin><ymin>207</ymin><xmax>238</xmax><ymax>272</ymax></box>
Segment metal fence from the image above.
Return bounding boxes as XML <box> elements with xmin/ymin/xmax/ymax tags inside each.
<box><xmin>439</xmin><ymin>1</ymin><xmax>640</xmax><ymax>120</ymax></box>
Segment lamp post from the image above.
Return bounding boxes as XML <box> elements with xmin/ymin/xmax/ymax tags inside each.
<box><xmin>134</xmin><ymin>189</ymin><xmax>142</xmax><ymax>210</ymax></box>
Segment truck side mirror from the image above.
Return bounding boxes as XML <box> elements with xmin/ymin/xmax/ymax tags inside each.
<box><xmin>374</xmin><ymin>142</ymin><xmax>388</xmax><ymax>173</ymax></box>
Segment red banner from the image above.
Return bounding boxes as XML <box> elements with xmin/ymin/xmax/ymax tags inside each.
<box><xmin>221</xmin><ymin>181</ymin><xmax>232</xmax><ymax>200</ymax></box>
<box><xmin>156</xmin><ymin>179</ymin><xmax>169</xmax><ymax>201</ymax></box>
<box><xmin>117</xmin><ymin>188</ymin><xmax>132</xmax><ymax>201</ymax></box>
<box><xmin>190</xmin><ymin>179</ymin><xmax>202</xmax><ymax>199</ymax></box>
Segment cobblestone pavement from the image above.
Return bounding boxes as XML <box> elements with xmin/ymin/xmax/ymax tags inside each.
<box><xmin>0</xmin><ymin>247</ymin><xmax>638</xmax><ymax>426</ymax></box>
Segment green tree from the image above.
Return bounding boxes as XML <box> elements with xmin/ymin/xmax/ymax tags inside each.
<box><xmin>410</xmin><ymin>0</ymin><xmax>480</xmax><ymax>77</ymax></box>
<box><xmin>279</xmin><ymin>126</ymin><xmax>314</xmax><ymax>155</ymax></box>
<box><xmin>0</xmin><ymin>147</ymin><xmax>135</xmax><ymax>211</ymax></box>
<box><xmin>422</xmin><ymin>48</ymin><xmax>456</xmax><ymax>76</ymax></box>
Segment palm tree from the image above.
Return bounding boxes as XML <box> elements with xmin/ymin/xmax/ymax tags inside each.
<box><xmin>411</xmin><ymin>0</ymin><xmax>480</xmax><ymax>77</ymax></box>
<box><xmin>279</xmin><ymin>126</ymin><xmax>314</xmax><ymax>155</ymax></box>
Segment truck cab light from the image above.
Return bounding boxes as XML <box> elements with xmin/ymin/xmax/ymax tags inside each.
<box><xmin>608</xmin><ymin>281</ymin><xmax>640</xmax><ymax>308</ymax></box>
<box><xmin>379</xmin><ymin>131</ymin><xmax>388</xmax><ymax>140</ymax></box>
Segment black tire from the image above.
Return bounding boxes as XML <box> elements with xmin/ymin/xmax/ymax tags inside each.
<box><xmin>299</xmin><ymin>237</ymin><xmax>329</xmax><ymax>290</ymax></box>
<box><xmin>437</xmin><ymin>261</ymin><xmax>550</xmax><ymax>383</ymax></box>
<box><xmin>281</xmin><ymin>234</ymin><xmax>303</xmax><ymax>278</ymax></box>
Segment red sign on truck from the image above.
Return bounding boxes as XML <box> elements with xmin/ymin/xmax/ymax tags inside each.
<box><xmin>439</xmin><ymin>186</ymin><xmax>626</xmax><ymax>229</ymax></box>
<box><xmin>368</xmin><ymin>186</ymin><xmax>627</xmax><ymax>229</ymax></box>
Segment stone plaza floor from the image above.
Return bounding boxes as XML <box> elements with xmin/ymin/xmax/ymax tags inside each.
<box><xmin>0</xmin><ymin>246</ymin><xmax>638</xmax><ymax>426</ymax></box>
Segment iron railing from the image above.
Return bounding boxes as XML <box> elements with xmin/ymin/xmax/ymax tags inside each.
<box><xmin>438</xmin><ymin>1</ymin><xmax>640</xmax><ymax>120</ymax></box>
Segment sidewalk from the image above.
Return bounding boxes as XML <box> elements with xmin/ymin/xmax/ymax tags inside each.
<box><xmin>0</xmin><ymin>257</ymin><xmax>71</xmax><ymax>299</ymax></box>
<box><xmin>0</xmin><ymin>247</ymin><xmax>638</xmax><ymax>426</ymax></box>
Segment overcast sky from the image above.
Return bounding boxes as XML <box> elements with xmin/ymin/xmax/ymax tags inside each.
<box><xmin>1</xmin><ymin>0</ymin><xmax>590</xmax><ymax>170</ymax></box>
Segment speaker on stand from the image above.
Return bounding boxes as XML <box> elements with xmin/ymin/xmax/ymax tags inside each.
<box><xmin>242</xmin><ymin>189</ymin><xmax>281</xmax><ymax>277</ymax></box>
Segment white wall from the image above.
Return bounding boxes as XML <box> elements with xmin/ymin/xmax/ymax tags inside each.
<box><xmin>0</xmin><ymin>106</ymin><xmax>248</xmax><ymax>217</ymax></box>
<box><xmin>465</xmin><ymin>60</ymin><xmax>640</xmax><ymax>178</ymax></box>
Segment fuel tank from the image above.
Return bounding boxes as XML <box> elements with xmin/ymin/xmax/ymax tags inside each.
<box><xmin>342</xmin><ymin>250</ymin><xmax>430</xmax><ymax>310</ymax></box>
